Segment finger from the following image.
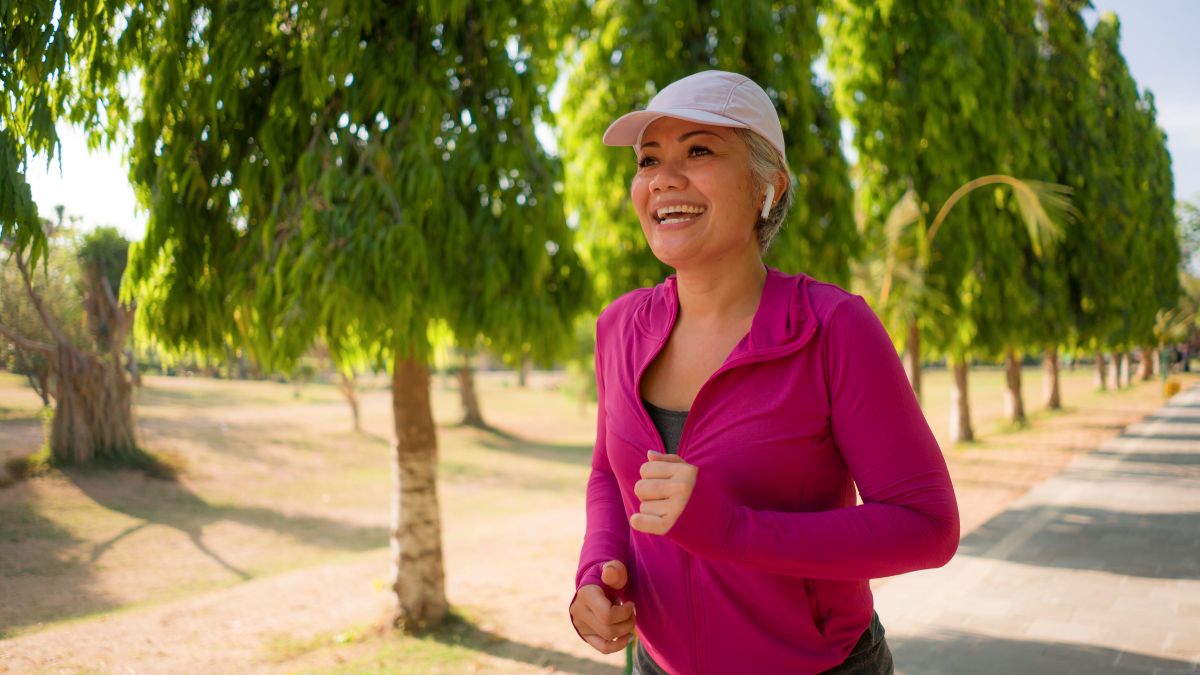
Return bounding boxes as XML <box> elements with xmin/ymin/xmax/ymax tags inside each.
<box><xmin>609</xmin><ymin>601</ymin><xmax>636</xmax><ymax>623</ymax></box>
<box><xmin>584</xmin><ymin>631</ymin><xmax>634</xmax><ymax>655</ymax></box>
<box><xmin>634</xmin><ymin>477</ymin><xmax>682</xmax><ymax>501</ymax></box>
<box><xmin>640</xmin><ymin>461</ymin><xmax>683</xmax><ymax>480</ymax></box>
<box><xmin>630</xmin><ymin>512</ymin><xmax>668</xmax><ymax>534</ymax></box>
<box><xmin>647</xmin><ymin>450</ymin><xmax>686</xmax><ymax>463</ymax></box>
<box><xmin>638</xmin><ymin>499</ymin><xmax>673</xmax><ymax>518</ymax></box>
<box><xmin>601</xmin><ymin>560</ymin><xmax>628</xmax><ymax>591</ymax></box>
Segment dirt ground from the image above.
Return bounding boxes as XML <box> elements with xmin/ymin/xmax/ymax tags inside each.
<box><xmin>0</xmin><ymin>367</ymin><xmax>1191</xmax><ymax>674</ymax></box>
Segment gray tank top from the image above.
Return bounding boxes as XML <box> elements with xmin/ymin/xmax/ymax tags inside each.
<box><xmin>641</xmin><ymin>398</ymin><xmax>688</xmax><ymax>453</ymax></box>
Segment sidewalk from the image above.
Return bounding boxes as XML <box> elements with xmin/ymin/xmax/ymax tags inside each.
<box><xmin>875</xmin><ymin>383</ymin><xmax>1200</xmax><ymax>675</ymax></box>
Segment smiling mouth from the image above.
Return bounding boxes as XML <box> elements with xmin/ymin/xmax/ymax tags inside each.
<box><xmin>655</xmin><ymin>205</ymin><xmax>707</xmax><ymax>225</ymax></box>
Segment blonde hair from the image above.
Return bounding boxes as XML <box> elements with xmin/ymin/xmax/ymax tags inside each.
<box><xmin>734</xmin><ymin>128</ymin><xmax>792</xmax><ymax>253</ymax></box>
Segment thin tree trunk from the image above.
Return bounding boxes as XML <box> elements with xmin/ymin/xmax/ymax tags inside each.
<box><xmin>458</xmin><ymin>349</ymin><xmax>485</xmax><ymax>428</ymax></box>
<box><xmin>338</xmin><ymin>369</ymin><xmax>361</xmax><ymax>432</ymax></box>
<box><xmin>1152</xmin><ymin>348</ymin><xmax>1162</xmax><ymax>377</ymax></box>
<box><xmin>1138</xmin><ymin>347</ymin><xmax>1154</xmax><ymax>381</ymax></box>
<box><xmin>950</xmin><ymin>358</ymin><xmax>974</xmax><ymax>443</ymax></box>
<box><xmin>904</xmin><ymin>321</ymin><xmax>922</xmax><ymax>406</ymax></box>
<box><xmin>390</xmin><ymin>353</ymin><xmax>449</xmax><ymax>630</ymax></box>
<box><xmin>1004</xmin><ymin>347</ymin><xmax>1025</xmax><ymax>424</ymax></box>
<box><xmin>1043</xmin><ymin>347</ymin><xmax>1062</xmax><ymax>410</ymax></box>
<box><xmin>517</xmin><ymin>353</ymin><xmax>530</xmax><ymax>388</ymax></box>
<box><xmin>1095</xmin><ymin>351</ymin><xmax>1108</xmax><ymax>390</ymax></box>
<box><xmin>1111</xmin><ymin>351</ymin><xmax>1125</xmax><ymax>389</ymax></box>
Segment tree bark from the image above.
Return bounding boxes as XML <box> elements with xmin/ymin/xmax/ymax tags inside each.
<box><xmin>1111</xmin><ymin>351</ymin><xmax>1125</xmax><ymax>389</ymax></box>
<box><xmin>1043</xmin><ymin>347</ymin><xmax>1062</xmax><ymax>410</ymax></box>
<box><xmin>904</xmin><ymin>321</ymin><xmax>923</xmax><ymax>406</ymax></box>
<box><xmin>517</xmin><ymin>353</ymin><xmax>530</xmax><ymax>389</ymax></box>
<box><xmin>1138</xmin><ymin>347</ymin><xmax>1154</xmax><ymax>381</ymax></box>
<box><xmin>1152</xmin><ymin>348</ymin><xmax>1162</xmax><ymax>377</ymax></box>
<box><xmin>950</xmin><ymin>358</ymin><xmax>974</xmax><ymax>443</ymax></box>
<box><xmin>390</xmin><ymin>353</ymin><xmax>449</xmax><ymax>630</ymax></box>
<box><xmin>338</xmin><ymin>369</ymin><xmax>361</xmax><ymax>432</ymax></box>
<box><xmin>1095</xmin><ymin>351</ymin><xmax>1108</xmax><ymax>390</ymax></box>
<box><xmin>458</xmin><ymin>349</ymin><xmax>486</xmax><ymax>428</ymax></box>
<box><xmin>1004</xmin><ymin>347</ymin><xmax>1025</xmax><ymax>424</ymax></box>
<box><xmin>51</xmin><ymin>342</ymin><xmax>138</xmax><ymax>462</ymax></box>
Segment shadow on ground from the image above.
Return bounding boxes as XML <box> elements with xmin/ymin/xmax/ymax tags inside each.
<box><xmin>957</xmin><ymin>502</ymin><xmax>1200</xmax><ymax>580</ymax></box>
<box><xmin>0</xmin><ymin>467</ymin><xmax>387</xmax><ymax>637</ymax></box>
<box><xmin>416</xmin><ymin>611</ymin><xmax>619</xmax><ymax>675</ymax></box>
<box><xmin>890</xmin><ymin>629</ymin><xmax>1193</xmax><ymax>675</ymax></box>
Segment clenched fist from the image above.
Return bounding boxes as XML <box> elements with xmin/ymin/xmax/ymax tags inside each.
<box><xmin>570</xmin><ymin>560</ymin><xmax>636</xmax><ymax>654</ymax></box>
<box><xmin>630</xmin><ymin>450</ymin><xmax>697</xmax><ymax>535</ymax></box>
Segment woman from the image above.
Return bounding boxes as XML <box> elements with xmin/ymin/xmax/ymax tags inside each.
<box><xmin>568</xmin><ymin>70</ymin><xmax>960</xmax><ymax>674</ymax></box>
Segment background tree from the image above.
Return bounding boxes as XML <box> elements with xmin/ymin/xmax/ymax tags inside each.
<box><xmin>118</xmin><ymin>1</ymin><xmax>589</xmax><ymax>630</ymax></box>
<box><xmin>558</xmin><ymin>0</ymin><xmax>857</xmax><ymax>305</ymax></box>
<box><xmin>0</xmin><ymin>218</ymin><xmax>138</xmax><ymax>462</ymax></box>
<box><xmin>1089</xmin><ymin>13</ymin><xmax>1180</xmax><ymax>390</ymax></box>
<box><xmin>827</xmin><ymin>0</ymin><xmax>1042</xmax><ymax>442</ymax></box>
<box><xmin>1</xmin><ymin>221</ymin><xmax>91</xmax><ymax>406</ymax></box>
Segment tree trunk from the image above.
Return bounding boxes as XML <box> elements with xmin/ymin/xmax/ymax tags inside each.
<box><xmin>1095</xmin><ymin>351</ymin><xmax>1108</xmax><ymax>390</ymax></box>
<box><xmin>458</xmin><ymin>350</ymin><xmax>486</xmax><ymax>428</ymax></box>
<box><xmin>517</xmin><ymin>353</ymin><xmax>530</xmax><ymax>388</ymax></box>
<box><xmin>1138</xmin><ymin>347</ymin><xmax>1154</xmax><ymax>381</ymax></box>
<box><xmin>1043</xmin><ymin>347</ymin><xmax>1061</xmax><ymax>410</ymax></box>
<box><xmin>338</xmin><ymin>369</ymin><xmax>361</xmax><ymax>432</ymax></box>
<box><xmin>1122</xmin><ymin>352</ymin><xmax>1133</xmax><ymax>388</ymax></box>
<box><xmin>1004</xmin><ymin>347</ymin><xmax>1025</xmax><ymax>424</ymax></box>
<box><xmin>1111</xmin><ymin>351</ymin><xmax>1125</xmax><ymax>389</ymax></box>
<box><xmin>904</xmin><ymin>321</ymin><xmax>923</xmax><ymax>406</ymax></box>
<box><xmin>390</xmin><ymin>353</ymin><xmax>449</xmax><ymax>630</ymax></box>
<box><xmin>1152</xmin><ymin>348</ymin><xmax>1162</xmax><ymax>377</ymax></box>
<box><xmin>950</xmin><ymin>359</ymin><xmax>974</xmax><ymax>443</ymax></box>
<box><xmin>51</xmin><ymin>343</ymin><xmax>137</xmax><ymax>463</ymax></box>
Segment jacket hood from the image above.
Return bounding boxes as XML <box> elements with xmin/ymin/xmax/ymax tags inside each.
<box><xmin>630</xmin><ymin>264</ymin><xmax>819</xmax><ymax>359</ymax></box>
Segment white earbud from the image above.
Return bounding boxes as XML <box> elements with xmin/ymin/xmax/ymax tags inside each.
<box><xmin>761</xmin><ymin>184</ymin><xmax>775</xmax><ymax>219</ymax></box>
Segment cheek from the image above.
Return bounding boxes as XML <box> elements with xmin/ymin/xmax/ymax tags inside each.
<box><xmin>630</xmin><ymin>177</ymin><xmax>651</xmax><ymax>214</ymax></box>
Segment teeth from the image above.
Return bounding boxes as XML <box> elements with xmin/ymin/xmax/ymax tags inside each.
<box><xmin>656</xmin><ymin>204</ymin><xmax>706</xmax><ymax>220</ymax></box>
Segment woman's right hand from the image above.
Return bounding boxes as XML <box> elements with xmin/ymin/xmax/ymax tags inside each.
<box><xmin>570</xmin><ymin>560</ymin><xmax>637</xmax><ymax>654</ymax></box>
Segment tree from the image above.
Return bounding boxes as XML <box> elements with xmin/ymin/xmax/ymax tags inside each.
<box><xmin>827</xmin><ymin>0</ymin><xmax>1048</xmax><ymax>442</ymax></box>
<box><xmin>558</xmin><ymin>0</ymin><xmax>857</xmax><ymax>305</ymax></box>
<box><xmin>1089</xmin><ymin>13</ymin><xmax>1180</xmax><ymax>390</ymax></box>
<box><xmin>115</xmin><ymin>1</ymin><xmax>589</xmax><ymax>630</ymax></box>
<box><xmin>0</xmin><ymin>220</ymin><xmax>138</xmax><ymax>462</ymax></box>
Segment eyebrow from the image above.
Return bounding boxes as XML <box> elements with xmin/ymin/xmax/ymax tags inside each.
<box><xmin>638</xmin><ymin>129</ymin><xmax>724</xmax><ymax>149</ymax></box>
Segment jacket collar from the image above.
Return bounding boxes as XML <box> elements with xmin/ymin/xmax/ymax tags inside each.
<box><xmin>632</xmin><ymin>264</ymin><xmax>818</xmax><ymax>359</ymax></box>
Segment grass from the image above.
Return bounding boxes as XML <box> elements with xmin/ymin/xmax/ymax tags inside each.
<box><xmin>0</xmin><ymin>362</ymin><xmax>1192</xmax><ymax>671</ymax></box>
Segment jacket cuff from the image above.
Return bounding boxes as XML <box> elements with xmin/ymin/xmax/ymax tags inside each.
<box><xmin>664</xmin><ymin>467</ymin><xmax>743</xmax><ymax>560</ymax></box>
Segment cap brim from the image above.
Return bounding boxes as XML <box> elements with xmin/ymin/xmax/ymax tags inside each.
<box><xmin>602</xmin><ymin>108</ymin><xmax>750</xmax><ymax>148</ymax></box>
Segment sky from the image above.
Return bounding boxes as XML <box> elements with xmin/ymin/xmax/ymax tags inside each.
<box><xmin>24</xmin><ymin>2</ymin><xmax>1200</xmax><ymax>242</ymax></box>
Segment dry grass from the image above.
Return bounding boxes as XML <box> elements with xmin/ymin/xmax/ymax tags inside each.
<box><xmin>0</xmin><ymin>363</ymin><xmax>1192</xmax><ymax>673</ymax></box>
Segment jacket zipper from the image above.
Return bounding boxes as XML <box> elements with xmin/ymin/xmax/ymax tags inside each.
<box><xmin>633</xmin><ymin>292</ymin><xmax>816</xmax><ymax>675</ymax></box>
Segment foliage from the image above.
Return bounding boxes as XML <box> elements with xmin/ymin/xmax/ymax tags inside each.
<box><xmin>0</xmin><ymin>223</ymin><xmax>92</xmax><ymax>399</ymax></box>
<box><xmin>112</xmin><ymin>1</ymin><xmax>590</xmax><ymax>376</ymax></box>
<box><xmin>558</xmin><ymin>0</ymin><xmax>857</xmax><ymax>303</ymax></box>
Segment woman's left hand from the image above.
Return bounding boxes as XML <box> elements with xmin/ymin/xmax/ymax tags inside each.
<box><xmin>630</xmin><ymin>450</ymin><xmax>698</xmax><ymax>535</ymax></box>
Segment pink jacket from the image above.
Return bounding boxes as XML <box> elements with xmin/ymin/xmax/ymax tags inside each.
<box><xmin>573</xmin><ymin>265</ymin><xmax>959</xmax><ymax>674</ymax></box>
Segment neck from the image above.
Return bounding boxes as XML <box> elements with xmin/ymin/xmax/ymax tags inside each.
<box><xmin>674</xmin><ymin>248</ymin><xmax>768</xmax><ymax>325</ymax></box>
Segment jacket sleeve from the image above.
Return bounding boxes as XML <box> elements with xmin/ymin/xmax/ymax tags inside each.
<box><xmin>570</xmin><ymin>322</ymin><xmax>632</xmax><ymax>638</ymax></box>
<box><xmin>664</xmin><ymin>295</ymin><xmax>960</xmax><ymax>580</ymax></box>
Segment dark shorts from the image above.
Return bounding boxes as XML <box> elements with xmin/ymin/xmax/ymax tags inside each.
<box><xmin>632</xmin><ymin>611</ymin><xmax>894</xmax><ymax>675</ymax></box>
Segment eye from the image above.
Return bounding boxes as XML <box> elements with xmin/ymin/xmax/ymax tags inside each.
<box><xmin>637</xmin><ymin>145</ymin><xmax>712</xmax><ymax>169</ymax></box>
<box><xmin>637</xmin><ymin>155</ymin><xmax>656</xmax><ymax>168</ymax></box>
<box><xmin>688</xmin><ymin>145</ymin><xmax>712</xmax><ymax>157</ymax></box>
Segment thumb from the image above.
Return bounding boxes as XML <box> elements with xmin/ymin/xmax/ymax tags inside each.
<box><xmin>600</xmin><ymin>560</ymin><xmax>628</xmax><ymax>591</ymax></box>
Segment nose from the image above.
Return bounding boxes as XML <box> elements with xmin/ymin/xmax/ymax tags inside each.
<box><xmin>649</xmin><ymin>157</ymin><xmax>687</xmax><ymax>193</ymax></box>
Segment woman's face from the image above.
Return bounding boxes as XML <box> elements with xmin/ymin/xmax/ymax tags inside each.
<box><xmin>630</xmin><ymin>117</ymin><xmax>763</xmax><ymax>269</ymax></box>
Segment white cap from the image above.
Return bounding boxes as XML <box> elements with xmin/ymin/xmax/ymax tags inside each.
<box><xmin>602</xmin><ymin>70</ymin><xmax>786</xmax><ymax>164</ymax></box>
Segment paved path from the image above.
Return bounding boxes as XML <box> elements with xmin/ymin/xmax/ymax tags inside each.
<box><xmin>875</xmin><ymin>383</ymin><xmax>1200</xmax><ymax>675</ymax></box>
